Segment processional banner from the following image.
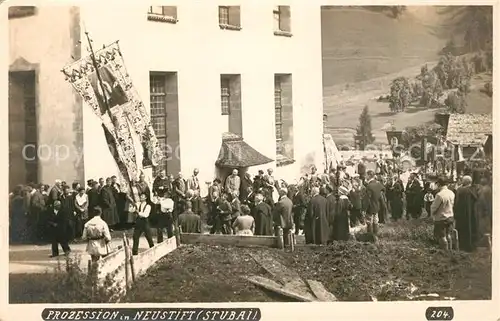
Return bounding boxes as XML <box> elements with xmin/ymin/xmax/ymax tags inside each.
<box><xmin>62</xmin><ymin>41</ymin><xmax>164</xmax><ymax>192</ymax></box>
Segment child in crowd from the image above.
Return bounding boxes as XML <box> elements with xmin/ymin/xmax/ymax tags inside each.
<box><xmin>423</xmin><ymin>188</ymin><xmax>435</xmax><ymax>217</ymax></box>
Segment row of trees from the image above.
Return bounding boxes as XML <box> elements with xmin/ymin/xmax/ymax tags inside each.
<box><xmin>388</xmin><ymin>51</ymin><xmax>489</xmax><ymax>114</ymax></box>
<box><xmin>354</xmin><ymin>105</ymin><xmax>446</xmax><ymax>151</ymax></box>
<box><xmin>386</xmin><ymin>6</ymin><xmax>493</xmax><ymax>114</ymax></box>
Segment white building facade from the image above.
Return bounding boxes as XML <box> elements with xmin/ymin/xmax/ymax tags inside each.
<box><xmin>8</xmin><ymin>2</ymin><xmax>325</xmax><ymax>193</ymax></box>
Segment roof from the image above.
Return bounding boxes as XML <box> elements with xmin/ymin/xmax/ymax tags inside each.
<box><xmin>446</xmin><ymin>114</ymin><xmax>492</xmax><ymax>146</ymax></box>
<box><xmin>215</xmin><ymin>133</ymin><xmax>273</xmax><ymax>168</ymax></box>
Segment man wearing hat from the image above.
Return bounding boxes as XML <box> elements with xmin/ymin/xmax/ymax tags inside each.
<box><xmin>48</xmin><ymin>200</ymin><xmax>72</xmax><ymax>257</ymax></box>
<box><xmin>365</xmin><ymin>170</ymin><xmax>385</xmax><ymax>243</ymax></box>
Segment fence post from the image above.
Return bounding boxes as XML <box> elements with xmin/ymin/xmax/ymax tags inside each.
<box><xmin>123</xmin><ymin>234</ymin><xmax>130</xmax><ymax>290</ymax></box>
<box><xmin>126</xmin><ymin>237</ymin><xmax>136</xmax><ymax>282</ymax></box>
<box><xmin>277</xmin><ymin>227</ymin><xmax>284</xmax><ymax>249</ymax></box>
<box><xmin>174</xmin><ymin>219</ymin><xmax>181</xmax><ymax>247</ymax></box>
<box><xmin>290</xmin><ymin>231</ymin><xmax>295</xmax><ymax>252</ymax></box>
<box><xmin>484</xmin><ymin>233</ymin><xmax>492</xmax><ymax>251</ymax></box>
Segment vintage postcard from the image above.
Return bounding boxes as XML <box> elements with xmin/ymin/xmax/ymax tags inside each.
<box><xmin>1</xmin><ymin>1</ymin><xmax>497</xmax><ymax>320</ymax></box>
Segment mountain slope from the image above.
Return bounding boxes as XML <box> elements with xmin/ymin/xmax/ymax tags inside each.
<box><xmin>321</xmin><ymin>7</ymin><xmax>447</xmax><ymax>88</ymax></box>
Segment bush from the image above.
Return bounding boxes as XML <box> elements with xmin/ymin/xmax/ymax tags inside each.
<box><xmin>9</xmin><ymin>256</ymin><xmax>121</xmax><ymax>303</ymax></box>
<box><xmin>389</xmin><ymin>77</ymin><xmax>412</xmax><ymax>112</ymax></box>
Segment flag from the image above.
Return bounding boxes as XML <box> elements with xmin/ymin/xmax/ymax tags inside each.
<box><xmin>62</xmin><ymin>41</ymin><xmax>164</xmax><ymax>192</ymax></box>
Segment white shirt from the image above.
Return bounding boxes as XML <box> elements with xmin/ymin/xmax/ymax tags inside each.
<box><xmin>430</xmin><ymin>186</ymin><xmax>455</xmax><ymax>222</ymax></box>
<box><xmin>159</xmin><ymin>198</ymin><xmax>174</xmax><ymax>213</ymax></box>
<box><xmin>76</xmin><ymin>193</ymin><xmax>88</xmax><ymax>207</ymax></box>
<box><xmin>137</xmin><ymin>202</ymin><xmax>151</xmax><ymax>218</ymax></box>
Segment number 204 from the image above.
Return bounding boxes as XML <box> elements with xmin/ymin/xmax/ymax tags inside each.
<box><xmin>425</xmin><ymin>307</ymin><xmax>454</xmax><ymax>321</ymax></box>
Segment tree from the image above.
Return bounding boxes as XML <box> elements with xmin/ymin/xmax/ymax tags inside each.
<box><xmin>390</xmin><ymin>6</ymin><xmax>406</xmax><ymax>18</ymax></box>
<box><xmin>389</xmin><ymin>77</ymin><xmax>412</xmax><ymax>112</ymax></box>
<box><xmin>419</xmin><ymin>65</ymin><xmax>443</xmax><ymax>107</ymax></box>
<box><xmin>403</xmin><ymin>123</ymin><xmax>444</xmax><ymax>146</ymax></box>
<box><xmin>355</xmin><ymin>106</ymin><xmax>375</xmax><ymax>150</ymax></box>
<box><xmin>438</xmin><ymin>6</ymin><xmax>493</xmax><ymax>53</ymax></box>
<box><xmin>445</xmin><ymin>91</ymin><xmax>467</xmax><ymax>114</ymax></box>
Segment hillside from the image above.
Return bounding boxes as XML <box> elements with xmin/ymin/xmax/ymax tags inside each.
<box><xmin>321</xmin><ymin>7</ymin><xmax>447</xmax><ymax>89</ymax></box>
<box><xmin>320</xmin><ymin>7</ymin><xmax>492</xmax><ymax>146</ymax></box>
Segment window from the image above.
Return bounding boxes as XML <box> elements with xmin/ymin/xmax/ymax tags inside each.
<box><xmin>273</xmin><ymin>6</ymin><xmax>292</xmax><ymax>37</ymax></box>
<box><xmin>218</xmin><ymin>6</ymin><xmax>241</xmax><ymax>30</ymax></box>
<box><xmin>148</xmin><ymin>6</ymin><xmax>177</xmax><ymax>23</ymax></box>
<box><xmin>8</xmin><ymin>6</ymin><xmax>36</xmax><ymax>19</ymax></box>
<box><xmin>149</xmin><ymin>72</ymin><xmax>181</xmax><ymax>174</ymax></box>
<box><xmin>274</xmin><ymin>74</ymin><xmax>294</xmax><ymax>165</ymax></box>
<box><xmin>150</xmin><ymin>75</ymin><xmax>168</xmax><ymax>170</ymax></box>
<box><xmin>274</xmin><ymin>77</ymin><xmax>283</xmax><ymax>154</ymax></box>
<box><xmin>221</xmin><ymin>78</ymin><xmax>231</xmax><ymax>115</ymax></box>
<box><xmin>221</xmin><ymin>74</ymin><xmax>243</xmax><ymax>136</ymax></box>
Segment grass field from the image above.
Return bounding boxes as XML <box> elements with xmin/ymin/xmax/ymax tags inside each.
<box><xmin>324</xmin><ymin>73</ymin><xmax>492</xmax><ymax>146</ymax></box>
<box><xmin>320</xmin><ymin>7</ymin><xmax>492</xmax><ymax>147</ymax></box>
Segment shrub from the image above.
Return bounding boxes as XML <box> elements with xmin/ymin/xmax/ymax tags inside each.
<box><xmin>9</xmin><ymin>256</ymin><xmax>121</xmax><ymax>303</ymax></box>
<box><xmin>389</xmin><ymin>77</ymin><xmax>412</xmax><ymax>112</ymax></box>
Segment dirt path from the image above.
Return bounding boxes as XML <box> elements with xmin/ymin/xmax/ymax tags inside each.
<box><xmin>9</xmin><ymin>238</ymin><xmax>149</xmax><ymax>274</ymax></box>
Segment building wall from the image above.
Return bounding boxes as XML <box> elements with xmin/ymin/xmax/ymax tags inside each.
<box><xmin>8</xmin><ymin>6</ymin><xmax>84</xmax><ymax>186</ymax></box>
<box><xmin>81</xmin><ymin>1</ymin><xmax>324</xmax><ymax>185</ymax></box>
<box><xmin>9</xmin><ymin>1</ymin><xmax>324</xmax><ymax>189</ymax></box>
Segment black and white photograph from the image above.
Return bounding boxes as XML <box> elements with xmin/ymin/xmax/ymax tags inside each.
<box><xmin>4</xmin><ymin>1</ymin><xmax>496</xmax><ymax>319</ymax></box>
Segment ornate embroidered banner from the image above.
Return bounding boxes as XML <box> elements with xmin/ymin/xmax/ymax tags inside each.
<box><xmin>62</xmin><ymin>41</ymin><xmax>164</xmax><ymax>192</ymax></box>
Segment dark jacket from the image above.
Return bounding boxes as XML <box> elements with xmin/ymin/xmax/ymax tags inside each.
<box><xmin>273</xmin><ymin>196</ymin><xmax>294</xmax><ymax>229</ymax></box>
<box><xmin>253</xmin><ymin>201</ymin><xmax>273</xmax><ymax>236</ymax></box>
<box><xmin>365</xmin><ymin>179</ymin><xmax>385</xmax><ymax>214</ymax></box>
<box><xmin>179</xmin><ymin>211</ymin><xmax>202</xmax><ymax>233</ymax></box>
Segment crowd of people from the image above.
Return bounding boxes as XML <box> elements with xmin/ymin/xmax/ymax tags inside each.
<box><xmin>9</xmin><ymin>155</ymin><xmax>492</xmax><ymax>260</ymax></box>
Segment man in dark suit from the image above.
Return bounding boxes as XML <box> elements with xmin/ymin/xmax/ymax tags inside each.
<box><xmin>28</xmin><ymin>183</ymin><xmax>46</xmax><ymax>242</ymax></box>
<box><xmin>325</xmin><ymin>187</ymin><xmax>337</xmax><ymax>242</ymax></box>
<box><xmin>364</xmin><ymin>170</ymin><xmax>385</xmax><ymax>243</ymax></box>
<box><xmin>178</xmin><ymin>201</ymin><xmax>202</xmax><ymax>233</ymax></box>
<box><xmin>273</xmin><ymin>188</ymin><xmax>294</xmax><ymax>246</ymax></box>
<box><xmin>306</xmin><ymin>187</ymin><xmax>330</xmax><ymax>245</ymax></box>
<box><xmin>292</xmin><ymin>186</ymin><xmax>307</xmax><ymax>235</ymax></box>
<box><xmin>252</xmin><ymin>193</ymin><xmax>273</xmax><ymax>236</ymax></box>
<box><xmin>406</xmin><ymin>172</ymin><xmax>423</xmax><ymax>219</ymax></box>
<box><xmin>48</xmin><ymin>201</ymin><xmax>71</xmax><ymax>257</ymax></box>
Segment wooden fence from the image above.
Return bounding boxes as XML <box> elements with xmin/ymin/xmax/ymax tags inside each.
<box><xmin>90</xmin><ymin>226</ymin><xmax>298</xmax><ymax>301</ymax></box>
<box><xmin>90</xmin><ymin>235</ymin><xmax>178</xmax><ymax>300</ymax></box>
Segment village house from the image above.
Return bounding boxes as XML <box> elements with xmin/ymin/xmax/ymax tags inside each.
<box><xmin>8</xmin><ymin>3</ymin><xmax>325</xmax><ymax>193</ymax></box>
<box><xmin>445</xmin><ymin>113</ymin><xmax>492</xmax><ymax>161</ymax></box>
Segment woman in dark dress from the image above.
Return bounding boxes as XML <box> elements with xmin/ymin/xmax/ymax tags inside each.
<box><xmin>10</xmin><ymin>185</ymin><xmax>28</xmax><ymax>244</ymax></box>
<box><xmin>332</xmin><ymin>186</ymin><xmax>351</xmax><ymax>241</ymax></box>
<box><xmin>454</xmin><ymin>176</ymin><xmax>479</xmax><ymax>252</ymax></box>
<box><xmin>388</xmin><ymin>175</ymin><xmax>404</xmax><ymax>221</ymax></box>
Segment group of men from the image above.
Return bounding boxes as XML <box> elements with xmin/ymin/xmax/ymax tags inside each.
<box><xmin>10</xmin><ymin>155</ymin><xmax>492</xmax><ymax>260</ymax></box>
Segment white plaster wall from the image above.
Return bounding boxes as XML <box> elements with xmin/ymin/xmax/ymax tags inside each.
<box><xmin>9</xmin><ymin>6</ymin><xmax>84</xmax><ymax>184</ymax></box>
<box><xmin>80</xmin><ymin>1</ymin><xmax>324</xmax><ymax>185</ymax></box>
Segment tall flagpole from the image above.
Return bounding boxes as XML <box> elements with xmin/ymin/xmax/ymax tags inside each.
<box><xmin>84</xmin><ymin>30</ymin><xmax>114</xmax><ymax>122</ymax></box>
